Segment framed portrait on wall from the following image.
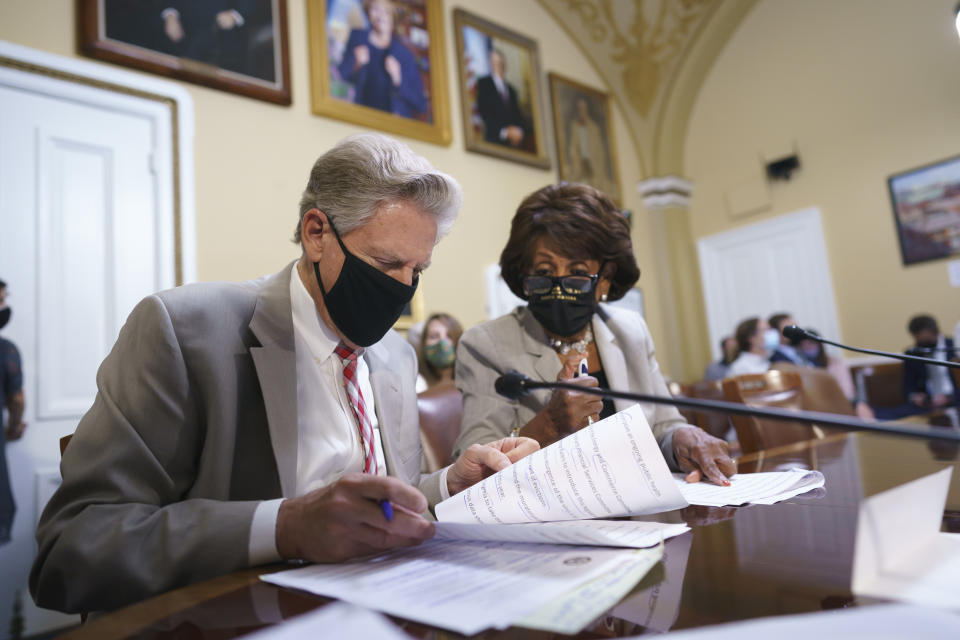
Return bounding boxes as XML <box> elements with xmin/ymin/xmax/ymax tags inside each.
<box><xmin>888</xmin><ymin>155</ymin><xmax>960</xmax><ymax>265</ymax></box>
<box><xmin>393</xmin><ymin>288</ymin><xmax>425</xmax><ymax>330</ymax></box>
<box><xmin>77</xmin><ymin>0</ymin><xmax>292</xmax><ymax>105</ymax></box>
<box><xmin>548</xmin><ymin>73</ymin><xmax>622</xmax><ymax>204</ymax></box>
<box><xmin>452</xmin><ymin>9</ymin><xmax>551</xmax><ymax>168</ymax></box>
<box><xmin>307</xmin><ymin>0</ymin><xmax>451</xmax><ymax>145</ymax></box>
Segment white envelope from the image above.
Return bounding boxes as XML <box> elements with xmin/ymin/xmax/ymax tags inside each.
<box><xmin>852</xmin><ymin>467</ymin><xmax>960</xmax><ymax>610</ymax></box>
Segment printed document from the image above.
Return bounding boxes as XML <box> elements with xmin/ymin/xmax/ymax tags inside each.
<box><xmin>434</xmin><ymin>519</ymin><xmax>689</xmax><ymax>548</ymax></box>
<box><xmin>517</xmin><ymin>545</ymin><xmax>664</xmax><ymax>634</ymax></box>
<box><xmin>852</xmin><ymin>467</ymin><xmax>960</xmax><ymax>610</ymax></box>
<box><xmin>676</xmin><ymin>468</ymin><xmax>825</xmax><ymax>507</ymax></box>
<box><xmin>261</xmin><ymin>538</ymin><xmax>648</xmax><ymax>635</ymax></box>
<box><xmin>658</xmin><ymin>604</ymin><xmax>960</xmax><ymax>639</ymax></box>
<box><xmin>435</xmin><ymin>404</ymin><xmax>688</xmax><ymax>524</ymax></box>
<box><xmin>242</xmin><ymin>602</ymin><xmax>409</xmax><ymax>640</ymax></box>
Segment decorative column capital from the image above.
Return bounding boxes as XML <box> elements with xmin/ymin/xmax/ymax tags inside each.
<box><xmin>637</xmin><ymin>175</ymin><xmax>693</xmax><ymax>211</ymax></box>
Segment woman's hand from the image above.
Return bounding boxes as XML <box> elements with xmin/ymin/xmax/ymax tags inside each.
<box><xmin>674</xmin><ymin>425</ymin><xmax>737</xmax><ymax>486</ymax></box>
<box><xmin>522</xmin><ymin>353</ymin><xmax>602</xmax><ymax>445</ymax></box>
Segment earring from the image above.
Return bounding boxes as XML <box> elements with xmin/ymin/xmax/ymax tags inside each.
<box><xmin>601</xmin><ymin>292</ymin><xmax>608</xmax><ymax>302</ymax></box>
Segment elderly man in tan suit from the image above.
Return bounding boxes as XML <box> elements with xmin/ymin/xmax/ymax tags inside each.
<box><xmin>31</xmin><ymin>134</ymin><xmax>537</xmax><ymax>614</ymax></box>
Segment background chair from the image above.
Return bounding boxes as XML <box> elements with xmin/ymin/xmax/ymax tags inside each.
<box><xmin>417</xmin><ymin>383</ymin><xmax>463</xmax><ymax>472</ymax></box>
<box><xmin>687</xmin><ymin>379</ymin><xmax>734</xmax><ymax>440</ymax></box>
<box><xmin>722</xmin><ymin>369</ymin><xmax>847</xmax><ymax>455</ymax></box>
<box><xmin>850</xmin><ymin>361</ymin><xmax>905</xmax><ymax>408</ymax></box>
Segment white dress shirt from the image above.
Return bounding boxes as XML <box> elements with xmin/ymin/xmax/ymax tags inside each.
<box><xmin>727</xmin><ymin>351</ymin><xmax>771</xmax><ymax>377</ymax></box>
<box><xmin>248</xmin><ymin>265</ymin><xmax>452</xmax><ymax>565</ymax></box>
<box><xmin>926</xmin><ymin>334</ymin><xmax>954</xmax><ymax>397</ymax></box>
<box><xmin>248</xmin><ymin>265</ymin><xmax>387</xmax><ymax>564</ymax></box>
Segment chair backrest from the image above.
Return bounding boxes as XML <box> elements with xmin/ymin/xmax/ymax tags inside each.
<box><xmin>850</xmin><ymin>361</ymin><xmax>904</xmax><ymax>408</ymax></box>
<box><xmin>688</xmin><ymin>379</ymin><xmax>733</xmax><ymax>439</ymax></box>
<box><xmin>665</xmin><ymin>380</ymin><xmax>697</xmax><ymax>426</ymax></box>
<box><xmin>59</xmin><ymin>434</ymin><xmax>72</xmax><ymax>458</ymax></box>
<box><xmin>417</xmin><ymin>383</ymin><xmax>463</xmax><ymax>473</ymax></box>
<box><xmin>722</xmin><ymin>370</ymin><xmax>821</xmax><ymax>455</ymax></box>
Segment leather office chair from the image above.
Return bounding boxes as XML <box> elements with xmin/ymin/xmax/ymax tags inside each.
<box><xmin>417</xmin><ymin>383</ymin><xmax>463</xmax><ymax>472</ymax></box>
<box><xmin>850</xmin><ymin>361</ymin><xmax>905</xmax><ymax>408</ymax></box>
<box><xmin>59</xmin><ymin>434</ymin><xmax>72</xmax><ymax>457</ymax></box>
<box><xmin>665</xmin><ymin>380</ymin><xmax>697</xmax><ymax>426</ymax></box>
<box><xmin>722</xmin><ymin>370</ymin><xmax>831</xmax><ymax>455</ymax></box>
<box><xmin>688</xmin><ymin>379</ymin><xmax>733</xmax><ymax>439</ymax></box>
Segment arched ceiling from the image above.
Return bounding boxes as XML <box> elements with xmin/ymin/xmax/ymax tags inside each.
<box><xmin>539</xmin><ymin>0</ymin><xmax>758</xmax><ymax>178</ymax></box>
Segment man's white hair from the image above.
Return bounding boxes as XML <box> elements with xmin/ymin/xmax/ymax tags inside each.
<box><xmin>294</xmin><ymin>133</ymin><xmax>462</xmax><ymax>242</ymax></box>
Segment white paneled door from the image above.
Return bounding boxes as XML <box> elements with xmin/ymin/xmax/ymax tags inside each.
<box><xmin>0</xmin><ymin>42</ymin><xmax>190</xmax><ymax>636</ymax></box>
<box><xmin>697</xmin><ymin>208</ymin><xmax>841</xmax><ymax>360</ymax></box>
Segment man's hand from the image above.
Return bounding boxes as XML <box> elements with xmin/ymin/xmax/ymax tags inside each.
<box><xmin>164</xmin><ymin>12</ymin><xmax>185</xmax><ymax>42</ymax></box>
<box><xmin>5</xmin><ymin>421</ymin><xmax>26</xmax><ymax>441</ymax></box>
<box><xmin>275</xmin><ymin>473</ymin><xmax>434</xmax><ymax>563</ymax></box>
<box><xmin>215</xmin><ymin>10</ymin><xmax>241</xmax><ymax>30</ymax></box>
<box><xmin>384</xmin><ymin>55</ymin><xmax>402</xmax><ymax>86</ymax></box>
<box><xmin>674</xmin><ymin>425</ymin><xmax>736</xmax><ymax>486</ymax></box>
<box><xmin>446</xmin><ymin>437</ymin><xmax>539</xmax><ymax>496</ymax></box>
<box><xmin>505</xmin><ymin>125</ymin><xmax>524</xmax><ymax>146</ymax></box>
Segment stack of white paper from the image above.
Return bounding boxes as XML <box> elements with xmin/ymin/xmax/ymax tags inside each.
<box><xmin>242</xmin><ymin>602</ymin><xmax>411</xmax><ymax>640</ymax></box>
<box><xmin>434</xmin><ymin>519</ymin><xmax>689</xmax><ymax>548</ymax></box>
<box><xmin>676</xmin><ymin>468</ymin><xmax>825</xmax><ymax>507</ymax></box>
<box><xmin>261</xmin><ymin>539</ymin><xmax>656</xmax><ymax>636</ymax></box>
<box><xmin>852</xmin><ymin>467</ymin><xmax>960</xmax><ymax>610</ymax></box>
<box><xmin>656</xmin><ymin>604</ymin><xmax>960</xmax><ymax>639</ymax></box>
<box><xmin>436</xmin><ymin>404</ymin><xmax>688</xmax><ymax>524</ymax></box>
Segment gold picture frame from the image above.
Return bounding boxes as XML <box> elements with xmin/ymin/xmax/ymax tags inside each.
<box><xmin>548</xmin><ymin>72</ymin><xmax>622</xmax><ymax>204</ymax></box>
<box><xmin>393</xmin><ymin>287</ymin><xmax>425</xmax><ymax>330</ymax></box>
<box><xmin>452</xmin><ymin>9</ymin><xmax>551</xmax><ymax>168</ymax></box>
<box><xmin>78</xmin><ymin>0</ymin><xmax>292</xmax><ymax>105</ymax></box>
<box><xmin>307</xmin><ymin>0</ymin><xmax>451</xmax><ymax>146</ymax></box>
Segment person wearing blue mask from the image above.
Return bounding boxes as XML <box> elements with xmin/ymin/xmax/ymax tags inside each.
<box><xmin>768</xmin><ymin>312</ymin><xmax>816</xmax><ymax>367</ymax></box>
<box><xmin>727</xmin><ymin>316</ymin><xmax>779</xmax><ymax>377</ymax></box>
<box><xmin>31</xmin><ymin>134</ymin><xmax>538</xmax><ymax>614</ymax></box>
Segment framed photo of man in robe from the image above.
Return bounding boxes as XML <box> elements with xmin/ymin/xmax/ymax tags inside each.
<box><xmin>308</xmin><ymin>0</ymin><xmax>451</xmax><ymax>146</ymax></box>
<box><xmin>549</xmin><ymin>73</ymin><xmax>622</xmax><ymax>204</ymax></box>
<box><xmin>78</xmin><ymin>0</ymin><xmax>292</xmax><ymax>105</ymax></box>
<box><xmin>453</xmin><ymin>9</ymin><xmax>551</xmax><ymax>168</ymax></box>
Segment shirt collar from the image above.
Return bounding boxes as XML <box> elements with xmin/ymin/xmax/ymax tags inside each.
<box><xmin>290</xmin><ymin>262</ymin><xmax>342</xmax><ymax>363</ymax></box>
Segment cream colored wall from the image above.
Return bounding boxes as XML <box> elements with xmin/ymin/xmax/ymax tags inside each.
<box><xmin>0</xmin><ymin>0</ymin><xmax>669</xmax><ymax>356</ymax></box>
<box><xmin>685</xmin><ymin>0</ymin><xmax>960</xmax><ymax>354</ymax></box>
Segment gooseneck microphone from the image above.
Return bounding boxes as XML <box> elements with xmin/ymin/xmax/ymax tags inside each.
<box><xmin>493</xmin><ymin>371</ymin><xmax>960</xmax><ymax>442</ymax></box>
<box><xmin>782</xmin><ymin>326</ymin><xmax>960</xmax><ymax>370</ymax></box>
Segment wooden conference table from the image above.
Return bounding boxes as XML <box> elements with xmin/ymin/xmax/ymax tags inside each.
<box><xmin>64</xmin><ymin>430</ymin><xmax>960</xmax><ymax>639</ymax></box>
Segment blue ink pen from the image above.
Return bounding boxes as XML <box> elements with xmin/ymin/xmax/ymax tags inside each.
<box><xmin>379</xmin><ymin>499</ymin><xmax>394</xmax><ymax>521</ymax></box>
<box><xmin>576</xmin><ymin>357</ymin><xmax>594</xmax><ymax>425</ymax></box>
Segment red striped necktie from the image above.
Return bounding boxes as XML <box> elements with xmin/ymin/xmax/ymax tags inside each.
<box><xmin>333</xmin><ymin>343</ymin><xmax>379</xmax><ymax>475</ymax></box>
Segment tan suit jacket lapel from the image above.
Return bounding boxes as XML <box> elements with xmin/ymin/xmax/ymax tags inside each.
<box><xmin>249</xmin><ymin>263</ymin><xmax>299</xmax><ymax>498</ymax></box>
<box><xmin>365</xmin><ymin>343</ymin><xmax>404</xmax><ymax>479</ymax></box>
<box><xmin>594</xmin><ymin>309</ymin><xmax>632</xmax><ymax>413</ymax></box>
<box><xmin>518</xmin><ymin>308</ymin><xmax>561</xmax><ymax>383</ymax></box>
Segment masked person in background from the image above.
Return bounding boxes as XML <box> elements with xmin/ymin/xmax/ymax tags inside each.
<box><xmin>452</xmin><ymin>183</ymin><xmax>735</xmax><ymax>486</ymax></box>
<box><xmin>31</xmin><ymin>134</ymin><xmax>538</xmax><ymax>614</ymax></box>
<box><xmin>416</xmin><ymin>313</ymin><xmax>462</xmax><ymax>392</ymax></box>
<box><xmin>727</xmin><ymin>317</ymin><xmax>778</xmax><ymax>377</ymax></box>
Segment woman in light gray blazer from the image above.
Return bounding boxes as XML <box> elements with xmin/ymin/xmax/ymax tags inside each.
<box><xmin>453</xmin><ymin>183</ymin><xmax>735</xmax><ymax>485</ymax></box>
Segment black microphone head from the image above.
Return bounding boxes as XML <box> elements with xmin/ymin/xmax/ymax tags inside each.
<box><xmin>782</xmin><ymin>325</ymin><xmax>808</xmax><ymax>342</ymax></box>
<box><xmin>494</xmin><ymin>371</ymin><xmax>531</xmax><ymax>400</ymax></box>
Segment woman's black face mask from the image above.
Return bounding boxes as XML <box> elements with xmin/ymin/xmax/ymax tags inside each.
<box><xmin>313</xmin><ymin>220</ymin><xmax>417</xmax><ymax>347</ymax></box>
<box><xmin>523</xmin><ymin>271</ymin><xmax>601</xmax><ymax>338</ymax></box>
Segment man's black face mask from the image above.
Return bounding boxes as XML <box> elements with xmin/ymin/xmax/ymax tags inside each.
<box><xmin>313</xmin><ymin>220</ymin><xmax>417</xmax><ymax>347</ymax></box>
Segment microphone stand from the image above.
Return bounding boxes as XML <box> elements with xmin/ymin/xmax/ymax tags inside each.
<box><xmin>510</xmin><ymin>378</ymin><xmax>960</xmax><ymax>443</ymax></box>
<box><xmin>783</xmin><ymin>326</ymin><xmax>960</xmax><ymax>370</ymax></box>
